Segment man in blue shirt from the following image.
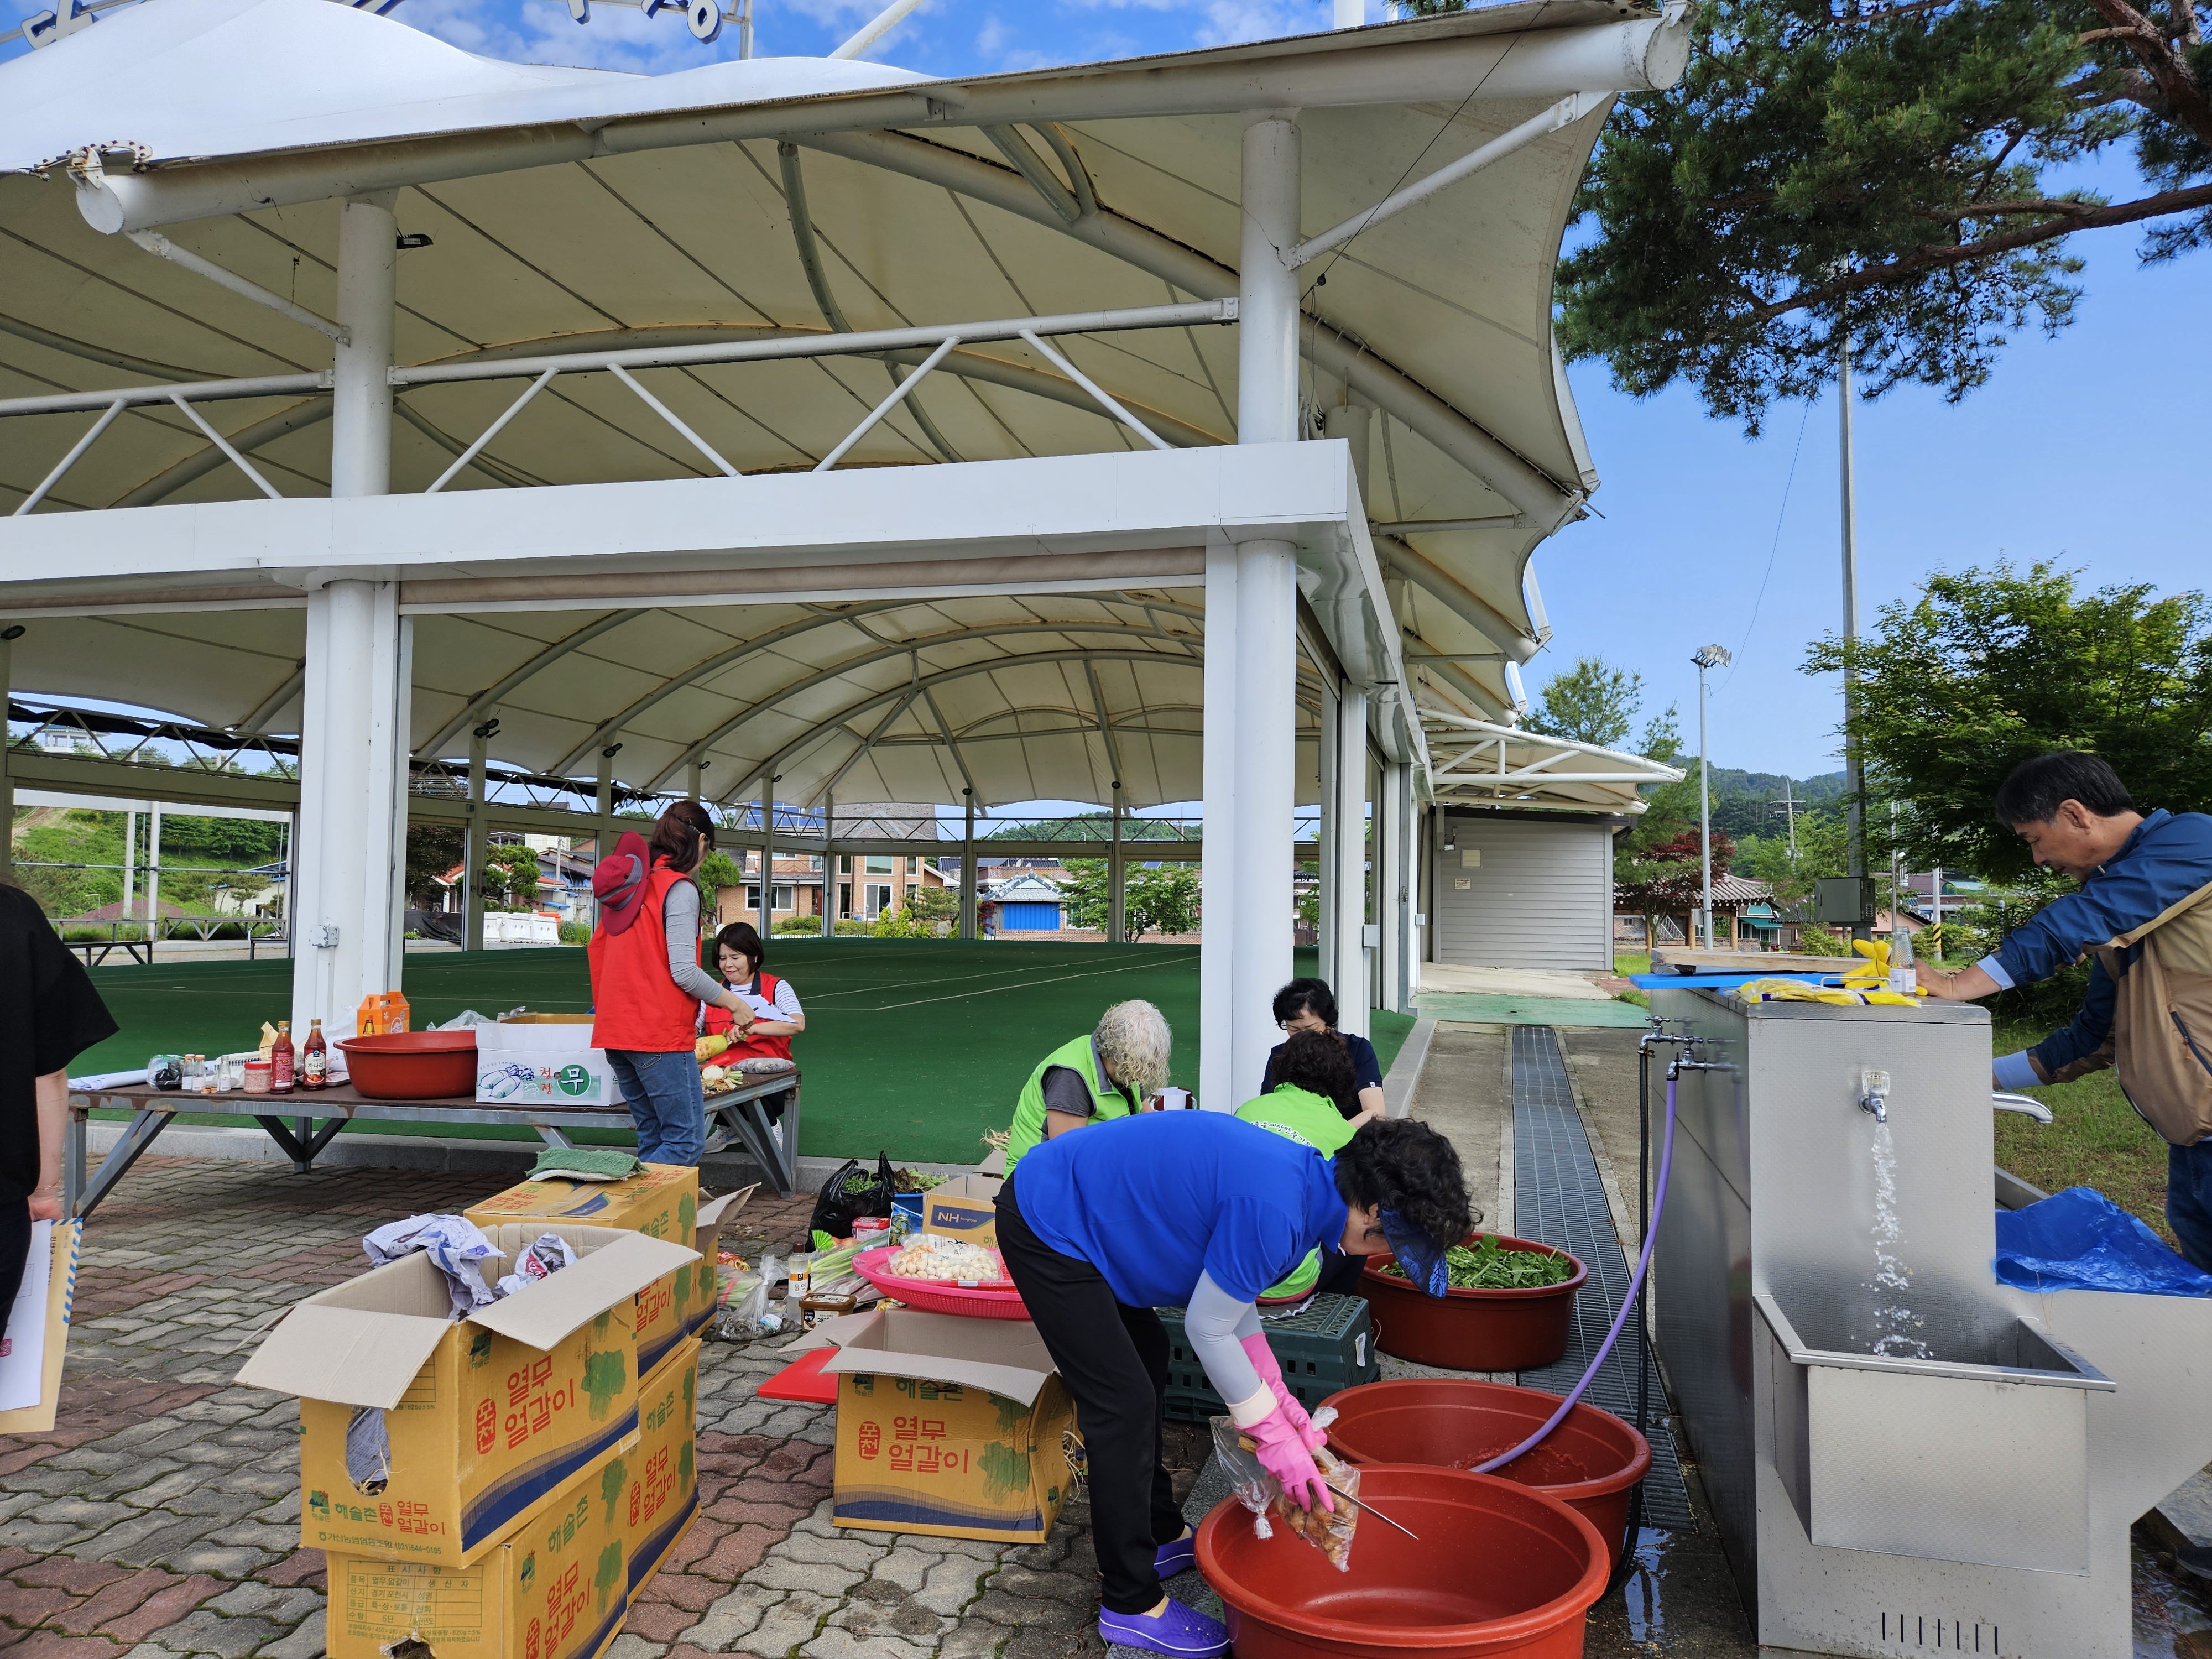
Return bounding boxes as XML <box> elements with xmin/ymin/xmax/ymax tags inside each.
<box><xmin>1919</xmin><ymin>753</ymin><xmax>2212</xmax><ymax>1267</ymax></box>
<box><xmin>997</xmin><ymin>1110</ymin><xmax>1469</xmax><ymax>1658</ymax></box>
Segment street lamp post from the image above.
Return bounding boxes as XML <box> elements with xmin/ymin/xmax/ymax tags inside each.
<box><xmin>1691</xmin><ymin>644</ymin><xmax>1731</xmax><ymax>951</ymax></box>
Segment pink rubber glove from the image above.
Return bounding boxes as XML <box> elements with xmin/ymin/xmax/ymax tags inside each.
<box><xmin>1249</xmin><ymin>1407</ymin><xmax>1334</xmax><ymax>1513</ymax></box>
<box><xmin>1241</xmin><ymin>1333</ymin><xmax>1326</xmax><ymax>1452</ymax></box>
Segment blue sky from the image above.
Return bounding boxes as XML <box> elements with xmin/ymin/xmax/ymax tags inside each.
<box><xmin>9</xmin><ymin>0</ymin><xmax>2204</xmax><ymax>782</ymax></box>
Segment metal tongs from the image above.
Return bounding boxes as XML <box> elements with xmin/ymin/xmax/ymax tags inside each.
<box><xmin>1237</xmin><ymin>1433</ymin><xmax>1421</xmax><ymax>1541</ymax></box>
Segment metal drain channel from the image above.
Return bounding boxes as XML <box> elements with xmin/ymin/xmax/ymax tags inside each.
<box><xmin>1511</xmin><ymin>1023</ymin><xmax>1695</xmax><ymax>1532</ymax></box>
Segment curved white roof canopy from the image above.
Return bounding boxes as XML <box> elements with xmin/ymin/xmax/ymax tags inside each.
<box><xmin>0</xmin><ymin>0</ymin><xmax>1688</xmax><ymax>812</ymax></box>
<box><xmin>1422</xmin><ymin>706</ymin><xmax>1686</xmax><ymax>816</ymax></box>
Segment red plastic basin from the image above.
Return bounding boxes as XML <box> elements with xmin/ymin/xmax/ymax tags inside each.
<box><xmin>1359</xmin><ymin>1233</ymin><xmax>1587</xmax><ymax>1371</ymax></box>
<box><xmin>1196</xmin><ymin>1462</ymin><xmax>1608</xmax><ymax>1659</ymax></box>
<box><xmin>1320</xmin><ymin>1379</ymin><xmax>1652</xmax><ymax>1572</ymax></box>
<box><xmin>337</xmin><ymin>1030</ymin><xmax>477</xmax><ymax>1100</ymax></box>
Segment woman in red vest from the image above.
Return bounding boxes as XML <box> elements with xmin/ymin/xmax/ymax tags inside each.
<box><xmin>699</xmin><ymin>921</ymin><xmax>806</xmax><ymax>1146</ymax></box>
<box><xmin>588</xmin><ymin>802</ymin><xmax>753</xmax><ymax>1166</ymax></box>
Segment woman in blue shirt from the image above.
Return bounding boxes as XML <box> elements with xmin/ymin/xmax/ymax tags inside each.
<box><xmin>996</xmin><ymin>1112</ymin><xmax>1470</xmax><ymax>1658</ymax></box>
<box><xmin>1262</xmin><ymin>978</ymin><xmax>1385</xmax><ymax>1122</ymax></box>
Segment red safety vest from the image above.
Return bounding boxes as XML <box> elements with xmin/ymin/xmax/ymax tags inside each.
<box><xmin>702</xmin><ymin>971</ymin><xmax>795</xmax><ymax>1067</ymax></box>
<box><xmin>589</xmin><ymin>862</ymin><xmax>698</xmax><ymax>1053</ymax></box>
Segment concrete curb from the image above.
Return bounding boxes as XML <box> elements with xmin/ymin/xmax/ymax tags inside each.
<box><xmin>1380</xmin><ymin>1017</ymin><xmax>1436</xmax><ymax>1120</ymax></box>
<box><xmin>82</xmin><ymin>1120</ymin><xmax>988</xmax><ymax>1194</ymax></box>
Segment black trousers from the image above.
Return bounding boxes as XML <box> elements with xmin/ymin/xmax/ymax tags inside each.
<box><xmin>998</xmin><ymin>1177</ymin><xmax>1185</xmax><ymax>1614</ymax></box>
<box><xmin>0</xmin><ymin>1192</ymin><xmax>30</xmax><ymax>1341</ymax></box>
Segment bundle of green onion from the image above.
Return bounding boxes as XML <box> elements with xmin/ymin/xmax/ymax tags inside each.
<box><xmin>1378</xmin><ymin>1235</ymin><xmax>1574</xmax><ymax>1290</ymax></box>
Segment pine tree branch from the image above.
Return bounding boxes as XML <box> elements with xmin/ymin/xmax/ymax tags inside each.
<box><xmin>2079</xmin><ymin>0</ymin><xmax>2212</xmax><ymax>142</ymax></box>
<box><xmin>1921</xmin><ymin>196</ymin><xmax>2106</xmax><ymax>218</ymax></box>
<box><xmin>1743</xmin><ymin>181</ymin><xmax>2212</xmax><ymax>323</ymax></box>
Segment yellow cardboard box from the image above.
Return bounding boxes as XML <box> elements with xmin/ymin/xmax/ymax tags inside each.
<box><xmin>468</xmin><ymin>1169</ymin><xmax>711</xmax><ymax>1376</ymax></box>
<box><xmin>626</xmin><ymin>1337</ymin><xmax>700</xmax><ymax>1598</ymax></box>
<box><xmin>238</xmin><ymin>1223</ymin><xmax>695</xmax><ymax>1567</ymax></box>
<box><xmin>826</xmin><ymin>1310</ymin><xmax>1074</xmax><ymax>1543</ymax></box>
<box><xmin>325</xmin><ymin>1437</ymin><xmax>635</xmax><ymax>1659</ymax></box>
<box><xmin>921</xmin><ymin>1175</ymin><xmax>1003</xmax><ymax>1250</ymax></box>
<box><xmin>465</xmin><ymin>1165</ymin><xmax>700</xmax><ymax>1247</ymax></box>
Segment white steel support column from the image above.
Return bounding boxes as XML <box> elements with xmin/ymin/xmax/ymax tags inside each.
<box><xmin>147</xmin><ymin>805</ymin><xmax>164</xmax><ymax>938</ymax></box>
<box><xmin>464</xmin><ymin>724</ymin><xmax>489</xmax><ymax>952</ymax></box>
<box><xmin>122</xmin><ymin>809</ymin><xmax>137</xmax><ymax>921</ymax></box>
<box><xmin>593</xmin><ymin>745</ymin><xmax>615</xmax><ymax>933</ymax></box>
<box><xmin>1224</xmin><ymin>113</ymin><xmax>1305</xmax><ymax>1107</ymax></box>
<box><xmin>293</xmin><ymin>193</ymin><xmax>408</xmax><ymax>1039</ymax></box>
<box><xmin>757</xmin><ymin>780</ymin><xmax>774</xmax><ymax>937</ymax></box>
<box><xmin>959</xmin><ymin>790</ymin><xmax>977</xmax><ymax>941</ymax></box>
<box><xmin>0</xmin><ymin>629</ymin><xmax>14</xmax><ymax>884</ymax></box>
<box><xmin>1332</xmin><ymin>692</ymin><xmax>1369</xmax><ymax>1036</ymax></box>
<box><xmin>823</xmin><ymin>792</ymin><xmax>839</xmax><ymax>941</ymax></box>
<box><xmin>1379</xmin><ymin>760</ymin><xmax>1412</xmax><ymax>1015</ymax></box>
<box><xmin>1316</xmin><ymin>673</ymin><xmax>1338</xmax><ymax>992</ymax></box>
<box><xmin>1108</xmin><ymin>786</ymin><xmax>1126</xmax><ymax>945</ymax></box>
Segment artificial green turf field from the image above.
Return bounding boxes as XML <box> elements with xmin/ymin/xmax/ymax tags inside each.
<box><xmin>78</xmin><ymin>941</ymin><xmax>1413</xmax><ymax>1166</ymax></box>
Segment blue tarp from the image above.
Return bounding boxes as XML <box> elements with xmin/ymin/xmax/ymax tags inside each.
<box><xmin>1994</xmin><ymin>1187</ymin><xmax>2212</xmax><ymax>1297</ymax></box>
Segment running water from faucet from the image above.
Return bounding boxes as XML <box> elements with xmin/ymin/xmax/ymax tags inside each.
<box><xmin>1869</xmin><ymin>1119</ymin><xmax>1932</xmax><ymax>1359</ymax></box>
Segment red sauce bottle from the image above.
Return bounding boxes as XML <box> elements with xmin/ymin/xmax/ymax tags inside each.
<box><xmin>272</xmin><ymin>1021</ymin><xmax>295</xmax><ymax>1095</ymax></box>
<box><xmin>302</xmin><ymin>1019</ymin><xmax>327</xmax><ymax>1091</ymax></box>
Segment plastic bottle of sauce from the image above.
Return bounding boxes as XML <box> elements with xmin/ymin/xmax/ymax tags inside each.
<box><xmin>302</xmin><ymin>1019</ymin><xmax>327</xmax><ymax>1091</ymax></box>
<box><xmin>272</xmin><ymin>1021</ymin><xmax>296</xmax><ymax>1095</ymax></box>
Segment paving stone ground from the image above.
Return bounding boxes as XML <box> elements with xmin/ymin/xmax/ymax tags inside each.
<box><xmin>0</xmin><ymin>1156</ymin><xmax>1210</xmax><ymax>1659</ymax></box>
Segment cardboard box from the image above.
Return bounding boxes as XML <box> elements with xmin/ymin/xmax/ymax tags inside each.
<box><xmin>325</xmin><ymin>1437</ymin><xmax>634</xmax><ymax>1659</ymax></box>
<box><xmin>626</xmin><ymin>1337</ymin><xmax>700</xmax><ymax>1598</ymax></box>
<box><xmin>825</xmin><ymin>1310</ymin><xmax>1074</xmax><ymax>1543</ymax></box>
<box><xmin>240</xmin><ymin>1223</ymin><xmax>695</xmax><ymax>1567</ymax></box>
<box><xmin>466</xmin><ymin>1165</ymin><xmax>700</xmax><ymax>1246</ymax></box>
<box><xmin>468</xmin><ymin>1170</ymin><xmax>706</xmax><ymax>1377</ymax></box>
<box><xmin>922</xmin><ymin>1175</ymin><xmax>1004</xmax><ymax>1249</ymax></box>
<box><xmin>478</xmin><ymin>1016</ymin><xmax>615</xmax><ymax>1107</ymax></box>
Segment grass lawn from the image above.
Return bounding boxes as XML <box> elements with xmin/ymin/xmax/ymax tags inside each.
<box><xmin>76</xmin><ymin>941</ymin><xmax>1412</xmax><ymax>1167</ymax></box>
<box><xmin>1990</xmin><ymin>1017</ymin><xmax>2174</xmax><ymax>1243</ymax></box>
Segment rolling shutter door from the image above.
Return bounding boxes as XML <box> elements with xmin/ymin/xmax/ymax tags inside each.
<box><xmin>1431</xmin><ymin>818</ymin><xmax>1610</xmax><ymax>970</ymax></box>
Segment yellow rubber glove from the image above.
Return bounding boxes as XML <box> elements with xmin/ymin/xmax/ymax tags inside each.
<box><xmin>1840</xmin><ymin>939</ymin><xmax>1889</xmax><ymax>986</ymax></box>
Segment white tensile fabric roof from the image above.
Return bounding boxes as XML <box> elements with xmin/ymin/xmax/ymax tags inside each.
<box><xmin>0</xmin><ymin>0</ymin><xmax>1676</xmax><ymax>812</ymax></box>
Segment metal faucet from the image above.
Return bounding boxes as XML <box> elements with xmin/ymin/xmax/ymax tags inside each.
<box><xmin>1859</xmin><ymin>1067</ymin><xmax>1892</xmax><ymax>1124</ymax></box>
<box><xmin>1992</xmin><ymin>1091</ymin><xmax>2054</xmax><ymax>1125</ymax></box>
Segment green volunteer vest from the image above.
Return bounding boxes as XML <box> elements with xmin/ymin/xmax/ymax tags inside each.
<box><xmin>1236</xmin><ymin>1084</ymin><xmax>1358</xmax><ymax>1300</ymax></box>
<box><xmin>1005</xmin><ymin>1034</ymin><xmax>1135</xmax><ymax>1173</ymax></box>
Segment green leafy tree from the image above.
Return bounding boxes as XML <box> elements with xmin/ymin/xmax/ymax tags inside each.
<box><xmin>1804</xmin><ymin>561</ymin><xmax>2212</xmax><ymax>880</ymax></box>
<box><xmin>493</xmin><ymin>846</ymin><xmax>542</xmax><ymax>911</ymax></box>
<box><xmin>1126</xmin><ymin>865</ymin><xmax>1202</xmax><ymax>940</ymax></box>
<box><xmin>1526</xmin><ymin>656</ymin><xmax>1643</xmax><ymax>749</ymax></box>
<box><xmin>695</xmin><ymin>849</ymin><xmax>745</xmax><ymax>915</ymax></box>
<box><xmin>1553</xmin><ymin>0</ymin><xmax>2212</xmax><ymax>429</ymax></box>
<box><xmin>1057</xmin><ymin>860</ymin><xmax>1110</xmax><ymax>932</ymax></box>
<box><xmin>902</xmin><ymin>884</ymin><xmax>961</xmax><ymax>926</ymax></box>
<box><xmin>1613</xmin><ymin>704</ymin><xmax>1703</xmax><ymax>881</ymax></box>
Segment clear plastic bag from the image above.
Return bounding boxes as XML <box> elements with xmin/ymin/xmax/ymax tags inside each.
<box><xmin>716</xmin><ymin>1249</ymin><xmax>784</xmax><ymax>1340</ymax></box>
<box><xmin>1209</xmin><ymin>1408</ymin><xmax>1359</xmax><ymax>1571</ymax></box>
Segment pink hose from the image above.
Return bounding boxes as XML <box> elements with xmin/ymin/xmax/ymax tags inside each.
<box><xmin>1472</xmin><ymin>1070</ymin><xmax>1680</xmax><ymax>1474</ymax></box>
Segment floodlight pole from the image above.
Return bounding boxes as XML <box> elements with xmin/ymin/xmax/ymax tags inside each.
<box><xmin>1840</xmin><ymin>338</ymin><xmax>1870</xmax><ymax>941</ymax></box>
<box><xmin>1691</xmin><ymin>644</ymin><xmax>1730</xmax><ymax>951</ymax></box>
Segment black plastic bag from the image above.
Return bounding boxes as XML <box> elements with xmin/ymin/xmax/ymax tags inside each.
<box><xmin>807</xmin><ymin>1151</ymin><xmax>896</xmax><ymax>1240</ymax></box>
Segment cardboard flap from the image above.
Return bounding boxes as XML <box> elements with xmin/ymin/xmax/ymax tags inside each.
<box><xmin>466</xmin><ymin>1231</ymin><xmax>698</xmax><ymax>1349</ymax></box>
<box><xmin>976</xmin><ymin>1150</ymin><xmax>1008</xmax><ymax>1176</ymax></box>
<box><xmin>822</xmin><ymin>1308</ymin><xmax>1057</xmax><ymax>1405</ymax></box>
<box><xmin>237</xmin><ymin>1302</ymin><xmax>453</xmax><ymax>1409</ymax></box>
<box><xmin>697</xmin><ymin>1186</ymin><xmax>755</xmax><ymax>1230</ymax></box>
<box><xmin>781</xmin><ymin>1311</ymin><xmax>876</xmax><ymax>1354</ymax></box>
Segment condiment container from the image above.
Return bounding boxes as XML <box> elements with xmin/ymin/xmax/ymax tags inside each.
<box><xmin>242</xmin><ymin>1060</ymin><xmax>273</xmax><ymax>1095</ymax></box>
<box><xmin>853</xmin><ymin>1217</ymin><xmax>890</xmax><ymax>1240</ymax></box>
<box><xmin>798</xmin><ymin>1292</ymin><xmax>857</xmax><ymax>1331</ymax></box>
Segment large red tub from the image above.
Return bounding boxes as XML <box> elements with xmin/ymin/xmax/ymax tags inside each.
<box><xmin>337</xmin><ymin>1030</ymin><xmax>477</xmax><ymax>1099</ymax></box>
<box><xmin>1359</xmin><ymin>1233</ymin><xmax>1586</xmax><ymax>1371</ymax></box>
<box><xmin>1320</xmin><ymin>1379</ymin><xmax>1651</xmax><ymax>1572</ymax></box>
<box><xmin>1196</xmin><ymin>1462</ymin><xmax>1608</xmax><ymax>1659</ymax></box>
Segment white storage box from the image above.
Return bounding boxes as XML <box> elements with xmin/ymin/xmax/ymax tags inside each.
<box><xmin>476</xmin><ymin>1014</ymin><xmax>617</xmax><ymax>1106</ymax></box>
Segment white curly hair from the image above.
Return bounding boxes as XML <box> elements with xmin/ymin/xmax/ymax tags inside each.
<box><xmin>1093</xmin><ymin>999</ymin><xmax>1173</xmax><ymax>1098</ymax></box>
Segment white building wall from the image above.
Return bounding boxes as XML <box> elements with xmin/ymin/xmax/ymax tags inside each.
<box><xmin>1430</xmin><ymin>815</ymin><xmax>1613</xmax><ymax>972</ymax></box>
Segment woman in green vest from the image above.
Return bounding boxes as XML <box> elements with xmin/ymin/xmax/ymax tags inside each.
<box><xmin>1004</xmin><ymin>1000</ymin><xmax>1171</xmax><ymax>1172</ymax></box>
<box><xmin>1237</xmin><ymin>1030</ymin><xmax>1370</xmax><ymax>1302</ymax></box>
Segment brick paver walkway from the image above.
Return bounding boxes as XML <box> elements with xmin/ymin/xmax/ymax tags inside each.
<box><xmin>0</xmin><ymin>1157</ymin><xmax>1202</xmax><ymax>1659</ymax></box>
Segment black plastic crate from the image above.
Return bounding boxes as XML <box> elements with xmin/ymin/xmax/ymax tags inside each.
<box><xmin>1157</xmin><ymin>1293</ymin><xmax>1380</xmax><ymax>1424</ymax></box>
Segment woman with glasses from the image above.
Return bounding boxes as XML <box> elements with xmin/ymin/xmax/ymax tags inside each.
<box><xmin>1265</xmin><ymin>977</ymin><xmax>1384</xmax><ymax>1123</ymax></box>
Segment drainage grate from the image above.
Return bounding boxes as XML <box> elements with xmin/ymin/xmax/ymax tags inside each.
<box><xmin>1511</xmin><ymin>1024</ymin><xmax>1695</xmax><ymax>1533</ymax></box>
